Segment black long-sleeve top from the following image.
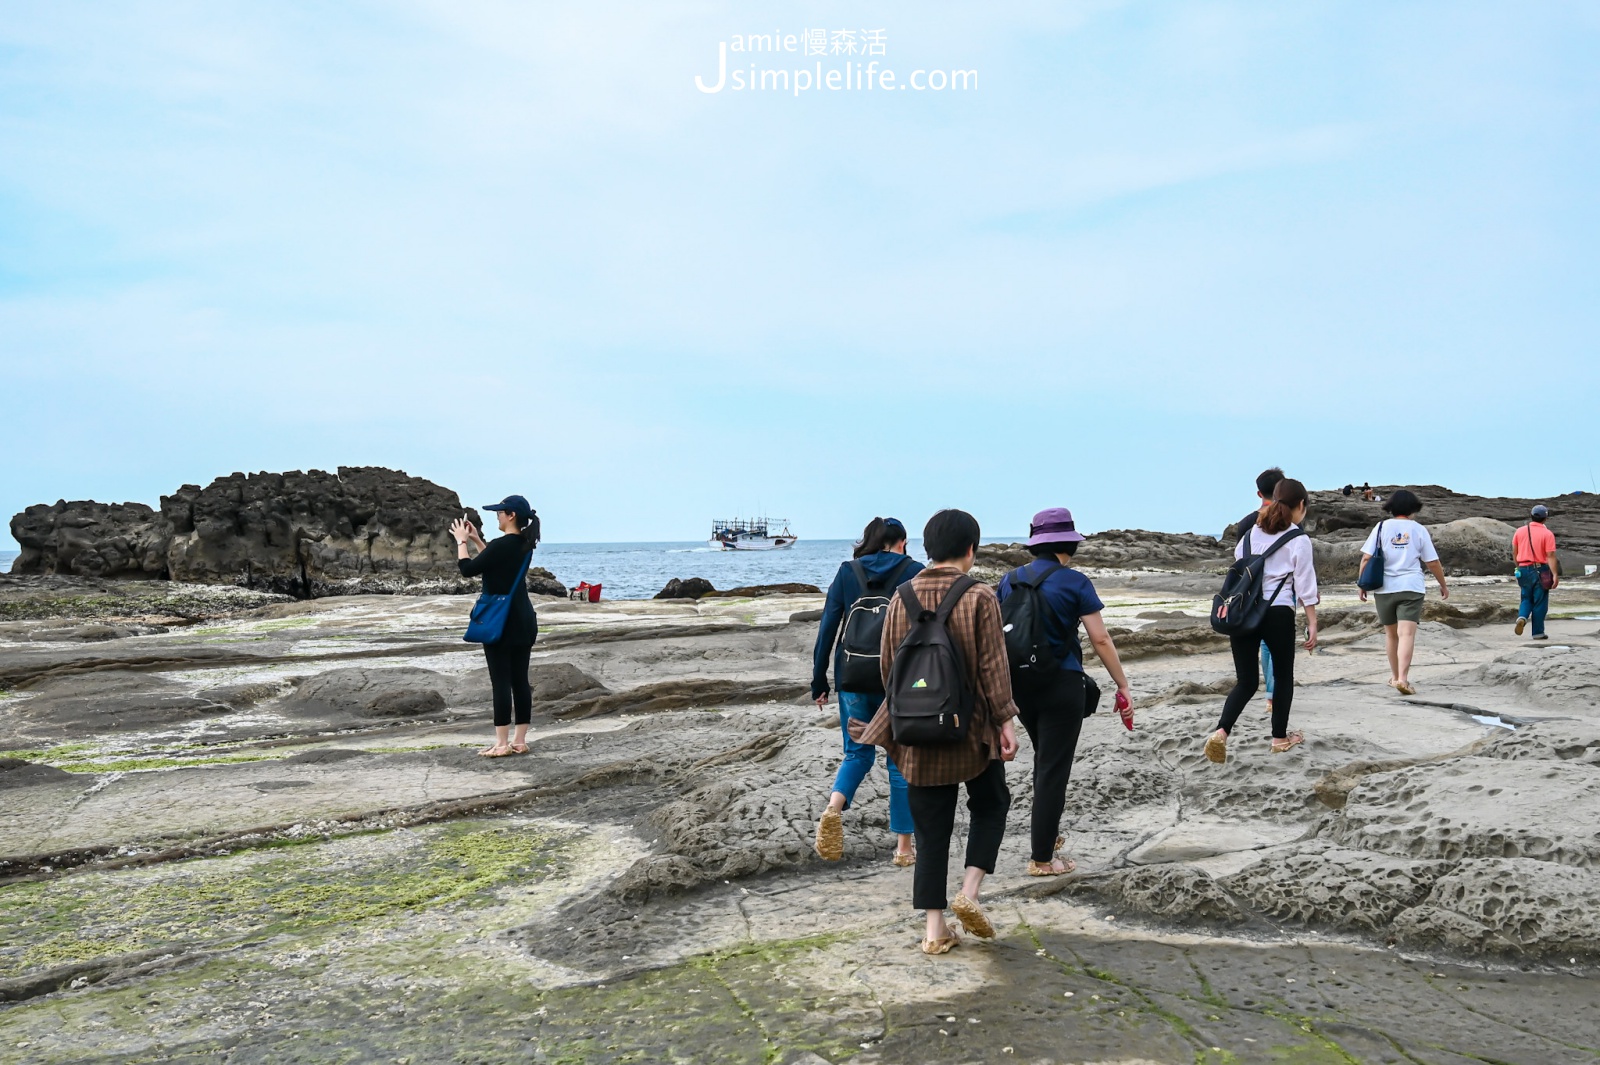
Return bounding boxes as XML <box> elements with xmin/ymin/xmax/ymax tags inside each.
<box><xmin>458</xmin><ymin>534</ymin><xmax>538</xmax><ymax>646</ymax></box>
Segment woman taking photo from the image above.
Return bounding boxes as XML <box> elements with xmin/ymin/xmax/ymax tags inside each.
<box><xmin>1205</xmin><ymin>478</ymin><xmax>1319</xmax><ymax>762</ymax></box>
<box><xmin>810</xmin><ymin>516</ymin><xmax>922</xmax><ymax>866</ymax></box>
<box><xmin>1357</xmin><ymin>489</ymin><xmax>1449</xmax><ymax>696</ymax></box>
<box><xmin>450</xmin><ymin>494</ymin><xmax>540</xmax><ymax>758</ymax></box>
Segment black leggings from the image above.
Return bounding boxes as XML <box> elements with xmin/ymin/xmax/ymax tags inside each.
<box><xmin>483</xmin><ymin>642</ymin><xmax>533</xmax><ymax>726</ymax></box>
<box><xmin>1016</xmin><ymin>670</ymin><xmax>1085</xmax><ymax>862</ymax></box>
<box><xmin>906</xmin><ymin>760</ymin><xmax>1011</xmax><ymax>911</ymax></box>
<box><xmin>1216</xmin><ymin>605</ymin><xmax>1296</xmax><ymax>740</ymax></box>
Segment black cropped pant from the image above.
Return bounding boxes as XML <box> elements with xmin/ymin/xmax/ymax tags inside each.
<box><xmin>483</xmin><ymin>642</ymin><xmax>533</xmax><ymax>726</ymax></box>
<box><xmin>1016</xmin><ymin>670</ymin><xmax>1086</xmax><ymax>862</ymax></box>
<box><xmin>1216</xmin><ymin>605</ymin><xmax>1296</xmax><ymax>740</ymax></box>
<box><xmin>906</xmin><ymin>759</ymin><xmax>1011</xmax><ymax>911</ymax></box>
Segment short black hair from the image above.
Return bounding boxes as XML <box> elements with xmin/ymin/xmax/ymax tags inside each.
<box><xmin>1028</xmin><ymin>541</ymin><xmax>1079</xmax><ymax>559</ymax></box>
<box><xmin>1256</xmin><ymin>467</ymin><xmax>1285</xmax><ymax>497</ymax></box>
<box><xmin>1382</xmin><ymin>489</ymin><xmax>1423</xmax><ymax>517</ymax></box>
<box><xmin>923</xmin><ymin>508</ymin><xmax>981</xmax><ymax>563</ymax></box>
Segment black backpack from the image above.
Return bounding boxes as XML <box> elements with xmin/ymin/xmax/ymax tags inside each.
<box><xmin>887</xmin><ymin>577</ymin><xmax>977</xmax><ymax>747</ymax></box>
<box><xmin>1210</xmin><ymin>529</ymin><xmax>1306</xmax><ymax>635</ymax></box>
<box><xmin>835</xmin><ymin>557</ymin><xmax>914</xmax><ymax>694</ymax></box>
<box><xmin>1001</xmin><ymin>560</ymin><xmax>1062</xmax><ymax>692</ymax></box>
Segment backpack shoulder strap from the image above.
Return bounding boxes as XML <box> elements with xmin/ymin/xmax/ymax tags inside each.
<box><xmin>849</xmin><ymin>560</ymin><xmax>872</xmax><ymax>594</ymax></box>
<box><xmin>888</xmin><ymin>555</ymin><xmax>914</xmax><ymax>585</ymax></box>
<box><xmin>1258</xmin><ymin>528</ymin><xmax>1305</xmax><ymax>561</ymax></box>
<box><xmin>934</xmin><ymin>575</ymin><xmax>978</xmax><ymax>621</ymax></box>
<box><xmin>1011</xmin><ymin>559</ymin><xmax>1061</xmax><ymax>589</ymax></box>
<box><xmin>897</xmin><ymin>581</ymin><xmax>926</xmax><ymax>617</ymax></box>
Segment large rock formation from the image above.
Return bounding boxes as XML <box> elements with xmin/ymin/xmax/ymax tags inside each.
<box><xmin>161</xmin><ymin>467</ymin><xmax>475</xmax><ymax>596</ymax></box>
<box><xmin>973</xmin><ymin>530</ymin><xmax>1232</xmax><ymax>580</ymax></box>
<box><xmin>9</xmin><ymin>501</ymin><xmax>169</xmax><ymax>579</ymax></box>
<box><xmin>5</xmin><ymin>467</ymin><xmax>564</xmax><ymax>599</ymax></box>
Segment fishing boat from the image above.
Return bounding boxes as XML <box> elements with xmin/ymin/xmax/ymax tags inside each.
<box><xmin>709</xmin><ymin>517</ymin><xmax>797</xmax><ymax>551</ymax></box>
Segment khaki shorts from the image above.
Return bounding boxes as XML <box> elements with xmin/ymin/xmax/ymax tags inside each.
<box><xmin>1375</xmin><ymin>591</ymin><xmax>1424</xmax><ymax>626</ymax></box>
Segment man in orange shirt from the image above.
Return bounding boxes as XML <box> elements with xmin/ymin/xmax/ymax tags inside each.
<box><xmin>1513</xmin><ymin>505</ymin><xmax>1560</xmax><ymax>640</ymax></box>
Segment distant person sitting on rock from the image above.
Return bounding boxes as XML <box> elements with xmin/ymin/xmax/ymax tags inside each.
<box><xmin>1234</xmin><ymin>467</ymin><xmax>1287</xmax><ymax>718</ymax></box>
<box><xmin>1206</xmin><ymin>478</ymin><xmax>1320</xmax><ymax>762</ymax></box>
<box><xmin>810</xmin><ymin>516</ymin><xmax>923</xmax><ymax>867</ymax></box>
<box><xmin>451</xmin><ymin>495</ymin><xmax>540</xmax><ymax>757</ymax></box>
<box><xmin>852</xmin><ymin>509</ymin><xmax>1020</xmax><ymax>955</ymax></box>
<box><xmin>1342</xmin><ymin>484</ymin><xmax>1355</xmax><ymax>497</ymax></box>
<box><xmin>996</xmin><ymin>507</ymin><xmax>1132</xmax><ymax>878</ymax></box>
<box><xmin>1361</xmin><ymin>483</ymin><xmax>1376</xmax><ymax>501</ymax></box>
<box><xmin>1357</xmin><ymin>490</ymin><xmax>1449</xmax><ymax>696</ymax></box>
<box><xmin>1513</xmin><ymin>505</ymin><xmax>1559</xmax><ymax>641</ymax></box>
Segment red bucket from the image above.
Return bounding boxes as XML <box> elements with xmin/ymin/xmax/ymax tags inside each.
<box><xmin>572</xmin><ymin>581</ymin><xmax>602</xmax><ymax>603</ymax></box>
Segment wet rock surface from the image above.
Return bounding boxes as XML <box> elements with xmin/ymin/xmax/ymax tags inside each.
<box><xmin>1</xmin><ymin>563</ymin><xmax>1598</xmax><ymax>1061</ymax></box>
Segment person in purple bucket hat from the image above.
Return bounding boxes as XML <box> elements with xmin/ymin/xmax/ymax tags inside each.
<box><xmin>996</xmin><ymin>507</ymin><xmax>1133</xmax><ymax>877</ymax></box>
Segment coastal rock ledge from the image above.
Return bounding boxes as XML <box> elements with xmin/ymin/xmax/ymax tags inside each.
<box><xmin>10</xmin><ymin>467</ymin><xmax>566</xmax><ymax>599</ymax></box>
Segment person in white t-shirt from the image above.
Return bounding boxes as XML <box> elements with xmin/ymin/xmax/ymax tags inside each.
<box><xmin>1357</xmin><ymin>489</ymin><xmax>1449</xmax><ymax>696</ymax></box>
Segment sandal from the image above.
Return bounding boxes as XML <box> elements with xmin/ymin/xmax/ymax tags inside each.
<box><xmin>1028</xmin><ymin>857</ymin><xmax>1076</xmax><ymax>877</ymax></box>
<box><xmin>951</xmin><ymin>894</ymin><xmax>995</xmax><ymax>939</ymax></box>
<box><xmin>509</xmin><ymin>742</ymin><xmax>530</xmax><ymax>755</ymax></box>
<box><xmin>1270</xmin><ymin>731</ymin><xmax>1305</xmax><ymax>754</ymax></box>
<box><xmin>1394</xmin><ymin>681</ymin><xmax>1416</xmax><ymax>696</ymax></box>
<box><xmin>892</xmin><ymin>849</ymin><xmax>916</xmax><ymax>868</ymax></box>
<box><xmin>814</xmin><ymin>808</ymin><xmax>844</xmax><ymax>862</ymax></box>
<box><xmin>1204</xmin><ymin>730</ymin><xmax>1228</xmax><ymax>764</ymax></box>
<box><xmin>921</xmin><ymin>932</ymin><xmax>960</xmax><ymax>955</ymax></box>
<box><xmin>478</xmin><ymin>744</ymin><xmax>514</xmax><ymax>758</ymax></box>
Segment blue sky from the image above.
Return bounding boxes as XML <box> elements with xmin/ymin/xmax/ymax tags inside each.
<box><xmin>2</xmin><ymin>1</ymin><xmax>1597</xmax><ymax>549</ymax></box>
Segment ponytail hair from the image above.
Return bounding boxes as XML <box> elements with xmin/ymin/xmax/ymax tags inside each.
<box><xmin>518</xmin><ymin>509</ymin><xmax>540</xmax><ymax>553</ymax></box>
<box><xmin>853</xmin><ymin>516</ymin><xmax>908</xmax><ymax>559</ymax></box>
<box><xmin>1259</xmin><ymin>478</ymin><xmax>1308</xmax><ymax>535</ymax></box>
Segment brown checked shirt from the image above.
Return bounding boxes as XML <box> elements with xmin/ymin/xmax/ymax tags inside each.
<box><xmin>851</xmin><ymin>565</ymin><xmax>1020</xmax><ymax>787</ymax></box>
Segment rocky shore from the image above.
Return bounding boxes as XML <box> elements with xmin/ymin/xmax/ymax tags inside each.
<box><xmin>2</xmin><ymin>487</ymin><xmax>1598</xmax><ymax>1062</ymax></box>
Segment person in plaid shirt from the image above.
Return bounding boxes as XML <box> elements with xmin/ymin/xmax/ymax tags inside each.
<box><xmin>852</xmin><ymin>509</ymin><xmax>1020</xmax><ymax>954</ymax></box>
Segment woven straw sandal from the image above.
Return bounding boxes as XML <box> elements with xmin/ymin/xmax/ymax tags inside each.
<box><xmin>951</xmin><ymin>894</ymin><xmax>995</xmax><ymax>939</ymax></box>
<box><xmin>921</xmin><ymin>932</ymin><xmax>960</xmax><ymax>955</ymax></box>
<box><xmin>814</xmin><ymin>808</ymin><xmax>844</xmax><ymax>861</ymax></box>
<box><xmin>1028</xmin><ymin>857</ymin><xmax>1077</xmax><ymax>877</ymax></box>
<box><xmin>1204</xmin><ymin>730</ymin><xmax>1228</xmax><ymax>764</ymax></box>
<box><xmin>1270</xmin><ymin>731</ymin><xmax>1305</xmax><ymax>754</ymax></box>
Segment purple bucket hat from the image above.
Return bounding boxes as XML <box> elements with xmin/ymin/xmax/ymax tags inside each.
<box><xmin>1027</xmin><ymin>507</ymin><xmax>1085</xmax><ymax>546</ymax></box>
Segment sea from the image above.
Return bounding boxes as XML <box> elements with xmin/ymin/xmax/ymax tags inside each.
<box><xmin>0</xmin><ymin>540</ymin><xmax>1022</xmax><ymax>600</ymax></box>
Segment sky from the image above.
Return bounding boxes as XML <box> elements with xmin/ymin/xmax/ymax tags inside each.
<box><xmin>2</xmin><ymin>1</ymin><xmax>1597</xmax><ymax>550</ymax></box>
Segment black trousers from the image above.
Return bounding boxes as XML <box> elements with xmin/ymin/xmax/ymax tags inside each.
<box><xmin>906</xmin><ymin>759</ymin><xmax>1010</xmax><ymax>911</ymax></box>
<box><xmin>483</xmin><ymin>642</ymin><xmax>533</xmax><ymax>726</ymax></box>
<box><xmin>1217</xmin><ymin>605</ymin><xmax>1296</xmax><ymax>740</ymax></box>
<box><xmin>1016</xmin><ymin>670</ymin><xmax>1085</xmax><ymax>862</ymax></box>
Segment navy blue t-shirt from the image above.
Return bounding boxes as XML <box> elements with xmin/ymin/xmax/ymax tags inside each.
<box><xmin>996</xmin><ymin>559</ymin><xmax>1106</xmax><ymax>673</ymax></box>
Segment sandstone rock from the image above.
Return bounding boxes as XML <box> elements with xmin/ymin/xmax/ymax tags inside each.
<box><xmin>973</xmin><ymin>531</ymin><xmax>1230</xmax><ymax>581</ymax></box>
<box><xmin>654</xmin><ymin>577</ymin><xmax>717</xmax><ymax>600</ymax></box>
<box><xmin>163</xmin><ymin>467</ymin><xmax>476</xmax><ymax>595</ymax></box>
<box><xmin>1429</xmin><ymin>517</ymin><xmax>1516</xmax><ymax>575</ymax></box>
<box><xmin>1391</xmin><ymin>859</ymin><xmax>1600</xmax><ymax>956</ymax></box>
<box><xmin>700</xmin><ymin>583</ymin><xmax>820</xmax><ymax>598</ymax></box>
<box><xmin>282</xmin><ymin>667</ymin><xmax>452</xmax><ymax>722</ymax></box>
<box><xmin>9</xmin><ymin>501</ymin><xmax>169</xmax><ymax>579</ymax></box>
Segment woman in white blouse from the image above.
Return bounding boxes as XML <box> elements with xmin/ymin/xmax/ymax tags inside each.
<box><xmin>1205</xmin><ymin>478</ymin><xmax>1320</xmax><ymax>762</ymax></box>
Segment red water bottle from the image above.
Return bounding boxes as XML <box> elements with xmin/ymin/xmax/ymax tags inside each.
<box><xmin>1115</xmin><ymin>689</ymin><xmax>1133</xmax><ymax>731</ymax></box>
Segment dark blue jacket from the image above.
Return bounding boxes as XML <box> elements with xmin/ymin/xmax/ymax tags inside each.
<box><xmin>810</xmin><ymin>551</ymin><xmax>924</xmax><ymax>698</ymax></box>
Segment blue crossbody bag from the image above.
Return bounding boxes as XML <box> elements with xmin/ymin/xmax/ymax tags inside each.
<box><xmin>463</xmin><ymin>548</ymin><xmax>534</xmax><ymax>644</ymax></box>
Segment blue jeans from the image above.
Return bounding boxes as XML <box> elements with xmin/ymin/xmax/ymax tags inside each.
<box><xmin>834</xmin><ymin>692</ymin><xmax>914</xmax><ymax>835</ymax></box>
<box><xmin>1518</xmin><ymin>567</ymin><xmax>1550</xmax><ymax>636</ymax></box>
<box><xmin>1261</xmin><ymin>644</ymin><xmax>1275</xmax><ymax>697</ymax></box>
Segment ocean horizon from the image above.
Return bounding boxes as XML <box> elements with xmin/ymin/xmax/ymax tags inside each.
<box><xmin>0</xmin><ymin>538</ymin><xmax>1026</xmax><ymax>600</ymax></box>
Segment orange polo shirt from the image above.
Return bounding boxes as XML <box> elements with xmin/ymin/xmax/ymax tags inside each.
<box><xmin>1515</xmin><ymin>523</ymin><xmax>1556</xmax><ymax>565</ymax></box>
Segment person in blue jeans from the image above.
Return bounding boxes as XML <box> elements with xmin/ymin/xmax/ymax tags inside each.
<box><xmin>810</xmin><ymin>516</ymin><xmax>923</xmax><ymax>866</ymax></box>
<box><xmin>1513</xmin><ymin>505</ymin><xmax>1560</xmax><ymax>640</ymax></box>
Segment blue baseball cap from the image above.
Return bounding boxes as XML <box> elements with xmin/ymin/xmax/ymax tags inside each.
<box><xmin>1531</xmin><ymin>504</ymin><xmax>1549</xmax><ymax>519</ymax></box>
<box><xmin>484</xmin><ymin>494</ymin><xmax>532</xmax><ymax>521</ymax></box>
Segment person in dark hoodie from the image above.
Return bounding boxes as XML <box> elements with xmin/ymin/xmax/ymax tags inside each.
<box><xmin>810</xmin><ymin>516</ymin><xmax>924</xmax><ymax>866</ymax></box>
